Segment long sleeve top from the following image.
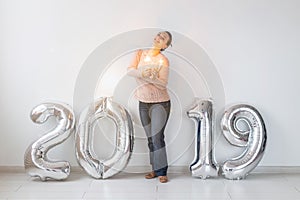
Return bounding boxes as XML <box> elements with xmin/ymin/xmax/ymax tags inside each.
<box><xmin>127</xmin><ymin>50</ymin><xmax>170</xmax><ymax>103</ymax></box>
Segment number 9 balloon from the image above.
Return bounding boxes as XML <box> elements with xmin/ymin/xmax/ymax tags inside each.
<box><xmin>24</xmin><ymin>102</ymin><xmax>75</xmax><ymax>181</ymax></box>
<box><xmin>221</xmin><ymin>104</ymin><xmax>267</xmax><ymax>180</ymax></box>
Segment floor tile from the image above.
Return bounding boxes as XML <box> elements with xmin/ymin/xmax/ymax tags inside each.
<box><xmin>157</xmin><ymin>192</ymin><xmax>231</xmax><ymax>200</ymax></box>
<box><xmin>229</xmin><ymin>192</ymin><xmax>300</xmax><ymax>200</ymax></box>
<box><xmin>83</xmin><ymin>192</ymin><xmax>156</xmax><ymax>199</ymax></box>
<box><xmin>6</xmin><ymin>192</ymin><xmax>85</xmax><ymax>199</ymax></box>
<box><xmin>0</xmin><ymin>192</ymin><xmax>10</xmax><ymax>199</ymax></box>
<box><xmin>0</xmin><ymin>171</ymin><xmax>300</xmax><ymax>199</ymax></box>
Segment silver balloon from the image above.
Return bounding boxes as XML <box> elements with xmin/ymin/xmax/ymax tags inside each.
<box><xmin>221</xmin><ymin>104</ymin><xmax>267</xmax><ymax>180</ymax></box>
<box><xmin>75</xmin><ymin>97</ymin><xmax>134</xmax><ymax>179</ymax></box>
<box><xmin>187</xmin><ymin>99</ymin><xmax>219</xmax><ymax>179</ymax></box>
<box><xmin>24</xmin><ymin>102</ymin><xmax>75</xmax><ymax>181</ymax></box>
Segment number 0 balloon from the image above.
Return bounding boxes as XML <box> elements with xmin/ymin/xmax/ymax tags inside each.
<box><xmin>24</xmin><ymin>102</ymin><xmax>75</xmax><ymax>181</ymax></box>
<box><xmin>75</xmin><ymin>97</ymin><xmax>134</xmax><ymax>179</ymax></box>
<box><xmin>221</xmin><ymin>104</ymin><xmax>267</xmax><ymax>180</ymax></box>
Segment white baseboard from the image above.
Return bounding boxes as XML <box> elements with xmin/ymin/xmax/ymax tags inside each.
<box><xmin>252</xmin><ymin>166</ymin><xmax>300</xmax><ymax>174</ymax></box>
<box><xmin>122</xmin><ymin>166</ymin><xmax>300</xmax><ymax>174</ymax></box>
<box><xmin>2</xmin><ymin>166</ymin><xmax>300</xmax><ymax>174</ymax></box>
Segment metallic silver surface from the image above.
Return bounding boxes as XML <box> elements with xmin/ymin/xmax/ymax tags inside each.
<box><xmin>187</xmin><ymin>99</ymin><xmax>219</xmax><ymax>179</ymax></box>
<box><xmin>221</xmin><ymin>104</ymin><xmax>267</xmax><ymax>180</ymax></box>
<box><xmin>24</xmin><ymin>102</ymin><xmax>75</xmax><ymax>181</ymax></box>
<box><xmin>75</xmin><ymin>97</ymin><xmax>134</xmax><ymax>179</ymax></box>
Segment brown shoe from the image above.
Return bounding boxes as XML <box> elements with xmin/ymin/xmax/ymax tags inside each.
<box><xmin>145</xmin><ymin>171</ymin><xmax>157</xmax><ymax>179</ymax></box>
<box><xmin>158</xmin><ymin>176</ymin><xmax>168</xmax><ymax>183</ymax></box>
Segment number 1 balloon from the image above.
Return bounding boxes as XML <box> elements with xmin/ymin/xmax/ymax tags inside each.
<box><xmin>75</xmin><ymin>97</ymin><xmax>134</xmax><ymax>179</ymax></box>
<box><xmin>221</xmin><ymin>104</ymin><xmax>267</xmax><ymax>180</ymax></box>
<box><xmin>24</xmin><ymin>102</ymin><xmax>75</xmax><ymax>181</ymax></box>
<box><xmin>187</xmin><ymin>99</ymin><xmax>219</xmax><ymax>179</ymax></box>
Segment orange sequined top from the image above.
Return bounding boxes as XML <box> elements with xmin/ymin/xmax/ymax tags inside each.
<box><xmin>127</xmin><ymin>50</ymin><xmax>170</xmax><ymax>103</ymax></box>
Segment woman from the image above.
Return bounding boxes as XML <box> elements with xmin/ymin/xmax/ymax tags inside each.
<box><xmin>127</xmin><ymin>31</ymin><xmax>172</xmax><ymax>183</ymax></box>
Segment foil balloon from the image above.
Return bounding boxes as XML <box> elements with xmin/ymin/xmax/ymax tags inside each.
<box><xmin>24</xmin><ymin>102</ymin><xmax>75</xmax><ymax>181</ymax></box>
<box><xmin>187</xmin><ymin>99</ymin><xmax>219</xmax><ymax>179</ymax></box>
<box><xmin>221</xmin><ymin>104</ymin><xmax>267</xmax><ymax>180</ymax></box>
<box><xmin>75</xmin><ymin>97</ymin><xmax>134</xmax><ymax>179</ymax></box>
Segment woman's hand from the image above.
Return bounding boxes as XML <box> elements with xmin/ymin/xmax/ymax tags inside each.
<box><xmin>142</xmin><ymin>68</ymin><xmax>153</xmax><ymax>78</ymax></box>
<box><xmin>151</xmin><ymin>68</ymin><xmax>160</xmax><ymax>79</ymax></box>
<box><xmin>142</xmin><ymin>67</ymin><xmax>160</xmax><ymax>80</ymax></box>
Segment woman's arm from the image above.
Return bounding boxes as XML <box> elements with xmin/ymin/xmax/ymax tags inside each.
<box><xmin>127</xmin><ymin>51</ymin><xmax>170</xmax><ymax>90</ymax></box>
<box><xmin>142</xmin><ymin>58</ymin><xmax>169</xmax><ymax>90</ymax></box>
<box><xmin>127</xmin><ymin>50</ymin><xmax>143</xmax><ymax>78</ymax></box>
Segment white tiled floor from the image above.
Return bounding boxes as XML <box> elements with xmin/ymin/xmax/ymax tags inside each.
<box><xmin>1</xmin><ymin>171</ymin><xmax>300</xmax><ymax>199</ymax></box>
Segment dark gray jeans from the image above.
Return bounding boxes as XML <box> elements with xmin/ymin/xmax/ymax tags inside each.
<box><xmin>139</xmin><ymin>100</ymin><xmax>171</xmax><ymax>176</ymax></box>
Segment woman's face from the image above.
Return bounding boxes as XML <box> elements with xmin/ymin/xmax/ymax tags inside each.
<box><xmin>153</xmin><ymin>32</ymin><xmax>170</xmax><ymax>50</ymax></box>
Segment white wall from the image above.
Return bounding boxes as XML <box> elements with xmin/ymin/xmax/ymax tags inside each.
<box><xmin>1</xmin><ymin>0</ymin><xmax>300</xmax><ymax>167</ymax></box>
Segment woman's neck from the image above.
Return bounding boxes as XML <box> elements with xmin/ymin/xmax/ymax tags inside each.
<box><xmin>148</xmin><ymin>47</ymin><xmax>160</xmax><ymax>57</ymax></box>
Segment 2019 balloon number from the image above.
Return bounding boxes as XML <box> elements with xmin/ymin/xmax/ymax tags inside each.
<box><xmin>24</xmin><ymin>98</ymin><xmax>266</xmax><ymax>181</ymax></box>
